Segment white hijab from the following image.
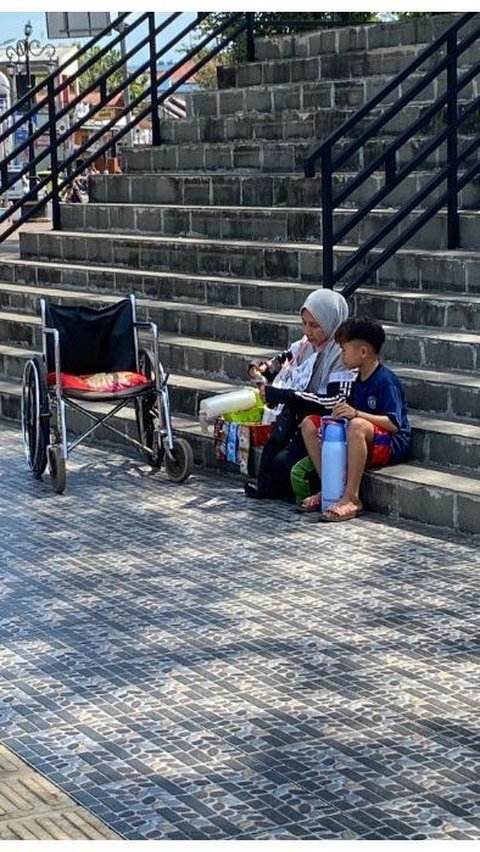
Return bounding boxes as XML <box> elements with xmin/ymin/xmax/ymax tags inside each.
<box><xmin>274</xmin><ymin>288</ymin><xmax>349</xmax><ymax>393</ymax></box>
<box><xmin>300</xmin><ymin>288</ymin><xmax>349</xmax><ymax>339</ymax></box>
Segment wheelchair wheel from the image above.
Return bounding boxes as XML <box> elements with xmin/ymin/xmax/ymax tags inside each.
<box><xmin>165</xmin><ymin>437</ymin><xmax>194</xmax><ymax>483</ymax></box>
<box><xmin>48</xmin><ymin>444</ymin><xmax>66</xmax><ymax>494</ymax></box>
<box><xmin>21</xmin><ymin>357</ymin><xmax>49</xmax><ymax>479</ymax></box>
<box><xmin>135</xmin><ymin>349</ymin><xmax>162</xmax><ymax>468</ymax></box>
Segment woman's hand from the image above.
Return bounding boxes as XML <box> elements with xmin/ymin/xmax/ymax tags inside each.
<box><xmin>332</xmin><ymin>401</ymin><xmax>356</xmax><ymax>419</ymax></box>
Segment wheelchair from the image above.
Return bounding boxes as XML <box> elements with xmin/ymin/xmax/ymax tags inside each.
<box><xmin>21</xmin><ymin>295</ymin><xmax>193</xmax><ymax>494</ymax></box>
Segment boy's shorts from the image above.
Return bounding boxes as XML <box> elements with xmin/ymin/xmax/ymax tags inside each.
<box><xmin>305</xmin><ymin>415</ymin><xmax>392</xmax><ymax>468</ymax></box>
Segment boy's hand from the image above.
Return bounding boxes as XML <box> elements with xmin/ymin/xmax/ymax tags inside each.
<box><xmin>332</xmin><ymin>401</ymin><xmax>356</xmax><ymax>419</ymax></box>
<box><xmin>248</xmin><ymin>361</ymin><xmax>267</xmax><ymax>380</ymax></box>
<box><xmin>257</xmin><ymin>383</ymin><xmax>266</xmax><ymax>401</ymax></box>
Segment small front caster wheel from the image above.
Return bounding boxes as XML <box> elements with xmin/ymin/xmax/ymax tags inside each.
<box><xmin>165</xmin><ymin>438</ymin><xmax>193</xmax><ymax>483</ymax></box>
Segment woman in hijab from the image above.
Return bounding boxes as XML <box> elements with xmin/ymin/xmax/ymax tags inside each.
<box><xmin>245</xmin><ymin>288</ymin><xmax>355</xmax><ymax>501</ymax></box>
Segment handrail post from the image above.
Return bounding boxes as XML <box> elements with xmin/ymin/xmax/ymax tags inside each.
<box><xmin>148</xmin><ymin>12</ymin><xmax>161</xmax><ymax>146</ymax></box>
<box><xmin>322</xmin><ymin>148</ymin><xmax>334</xmax><ymax>288</ymax></box>
<box><xmin>245</xmin><ymin>13</ymin><xmax>255</xmax><ymax>62</ymax></box>
<box><xmin>446</xmin><ymin>29</ymin><xmax>459</xmax><ymax>249</ymax></box>
<box><xmin>47</xmin><ymin>77</ymin><xmax>61</xmax><ymax>230</ymax></box>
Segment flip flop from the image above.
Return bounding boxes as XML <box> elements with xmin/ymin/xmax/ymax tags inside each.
<box><xmin>318</xmin><ymin>504</ymin><xmax>364</xmax><ymax>523</ymax></box>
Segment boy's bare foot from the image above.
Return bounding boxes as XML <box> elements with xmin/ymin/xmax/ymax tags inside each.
<box><xmin>296</xmin><ymin>492</ymin><xmax>321</xmax><ymax>513</ymax></box>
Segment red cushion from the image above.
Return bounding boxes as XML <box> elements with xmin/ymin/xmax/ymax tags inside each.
<box><xmin>47</xmin><ymin>371</ymin><xmax>149</xmax><ymax>393</ymax></box>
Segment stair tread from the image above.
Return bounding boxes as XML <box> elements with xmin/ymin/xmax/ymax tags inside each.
<box><xmin>0</xmin><ymin>370</ymin><xmax>477</xmax><ymax>438</ymax></box>
<box><xmin>95</xmin><ymin>170</ymin><xmax>474</xmax><ymax>179</ymax></box>
<box><xmin>22</xmin><ymin>229</ymin><xmax>480</xmax><ymax>260</ymax></box>
<box><xmin>0</xmin><ymin>262</ymin><xmax>315</xmax><ymax>292</ymax></box>
<box><xmin>0</xmin><ymin>375</ymin><xmax>478</xmax><ymax>493</ymax></box>
<box><xmin>2</xmin><ymin>303</ymin><xmax>479</xmax><ymax>345</ymax></box>
<box><xmin>0</xmin><ymin>368</ymin><xmax>234</xmax><ymax>395</ymax></box>
<box><xmin>372</xmin><ymin>462</ymin><xmax>480</xmax><ymax>495</ymax></box>
<box><xmin>1</xmin><ymin>335</ymin><xmax>480</xmax><ymax>392</ymax></box>
<box><xmin>203</xmin><ymin>70</ymin><xmax>447</xmax><ymax>83</ymax></box>
<box><xmin>360</xmin><ymin>287</ymin><xmax>480</xmax><ymax>306</ymax></box>
<box><xmin>61</xmin><ymin>202</ymin><xmax>480</xmax><ymax>216</ymax></box>
<box><xmin>132</xmin><ymin>132</ymin><xmax>478</xmax><ymax>146</ymax></box>
<box><xmin>1</xmin><ymin>263</ymin><xmax>479</xmax><ymax>309</ymax></box>
<box><xmin>3</xmin><ymin>278</ymin><xmax>480</xmax><ymax>316</ymax></box>
<box><xmin>3</xmin><ymin>257</ymin><xmax>480</xmax><ymax>298</ymax></box>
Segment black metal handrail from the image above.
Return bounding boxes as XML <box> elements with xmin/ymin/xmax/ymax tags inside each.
<box><xmin>304</xmin><ymin>13</ymin><xmax>480</xmax><ymax>297</ymax></box>
<box><xmin>0</xmin><ymin>12</ymin><xmax>255</xmax><ymax>243</ymax></box>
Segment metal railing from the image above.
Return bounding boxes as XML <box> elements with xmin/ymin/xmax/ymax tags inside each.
<box><xmin>0</xmin><ymin>12</ymin><xmax>255</xmax><ymax>243</ymax></box>
<box><xmin>304</xmin><ymin>13</ymin><xmax>480</xmax><ymax>298</ymax></box>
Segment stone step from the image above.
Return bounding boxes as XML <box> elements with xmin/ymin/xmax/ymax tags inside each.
<box><xmin>89</xmin><ymin>170</ymin><xmax>480</xmax><ymax>210</ymax></box>
<box><xmin>255</xmin><ymin>14</ymin><xmax>467</xmax><ymax>60</ymax></box>
<box><xmin>0</xmin><ymin>339</ymin><xmax>236</xmax><ymax>420</ymax></box>
<box><xmin>353</xmin><ymin>288</ymin><xmax>480</xmax><ymax>332</ymax></box>
<box><xmin>0</xmin><ymin>376</ymin><xmax>479</xmax><ymax>534</ymax></box>
<box><xmin>2</xmin><ymin>319</ymin><xmax>479</xmax><ymax>470</ymax></box>
<box><xmin>160</xmin><ymin>102</ymin><xmax>479</xmax><ymax>146</ymax></box>
<box><xmin>122</xmin><ymin>134</ymin><xmax>478</xmax><ymax>175</ymax></box>
<box><xmin>215</xmin><ymin>44</ymin><xmax>476</xmax><ymax>90</ymax></box>
<box><xmin>186</xmin><ymin>71</ymin><xmax>475</xmax><ymax>118</ymax></box>
<box><xmin>59</xmin><ymin>203</ymin><xmax>480</xmax><ymax>252</ymax></box>
<box><xmin>409</xmin><ymin>411</ymin><xmax>480</xmax><ymax>474</ymax></box>
<box><xmin>18</xmin><ymin>231</ymin><xmax>480</xmax><ymax>294</ymax></box>
<box><xmin>0</xmin><ymin>291</ymin><xmax>299</xmax><ymax>350</ymax></box>
<box><xmin>3</xmin><ymin>306</ymin><xmax>478</xmax><ymax>394</ymax></box>
<box><xmin>395</xmin><ymin>364</ymin><xmax>480</xmax><ymax>421</ymax></box>
<box><xmin>90</xmin><ymin>172</ymin><xmax>324</xmax><ymax>207</ymax></box>
<box><xmin>0</xmin><ymin>375</ymin><xmax>220</xmax><ymax>476</ymax></box>
<box><xmin>131</xmin><ymin>328</ymin><xmax>480</xmax><ymax>383</ymax></box>
<box><xmin>2</xmin><ymin>275</ymin><xmax>479</xmax><ymax>333</ymax></box>
<box><xmin>0</xmin><ymin>258</ymin><xmax>316</xmax><ymax>314</ymax></box>
<box><xmin>0</xmin><ymin>359</ymin><xmax>478</xmax><ymax>473</ymax></box>
<box><xmin>360</xmin><ymin>461</ymin><xmax>480</xmax><ymax>535</ymax></box>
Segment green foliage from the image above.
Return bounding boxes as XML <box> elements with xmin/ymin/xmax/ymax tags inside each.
<box><xmin>192</xmin><ymin>47</ymin><xmax>234</xmax><ymax>90</ymax></box>
<box><xmin>197</xmin><ymin>12</ymin><xmax>380</xmax><ymax>62</ymax></box>
<box><xmin>245</xmin><ymin>12</ymin><xmax>378</xmax><ymax>36</ymax></box>
<box><xmin>77</xmin><ymin>46</ymin><xmax>149</xmax><ymax>109</ymax></box>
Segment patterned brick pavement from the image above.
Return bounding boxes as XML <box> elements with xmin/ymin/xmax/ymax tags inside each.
<box><xmin>0</xmin><ymin>744</ymin><xmax>118</xmax><ymax>839</ymax></box>
<box><xmin>1</xmin><ymin>422</ymin><xmax>479</xmax><ymax>840</ymax></box>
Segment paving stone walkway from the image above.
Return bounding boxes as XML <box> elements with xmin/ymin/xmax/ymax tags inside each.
<box><xmin>0</xmin><ymin>422</ymin><xmax>479</xmax><ymax>840</ymax></box>
<box><xmin>0</xmin><ymin>744</ymin><xmax>118</xmax><ymax>839</ymax></box>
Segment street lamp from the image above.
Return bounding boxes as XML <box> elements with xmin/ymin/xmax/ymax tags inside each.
<box><xmin>6</xmin><ymin>20</ymin><xmax>56</xmax><ymax>200</ymax></box>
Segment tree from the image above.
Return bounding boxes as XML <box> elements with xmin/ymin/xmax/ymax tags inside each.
<box><xmin>77</xmin><ymin>46</ymin><xmax>149</xmax><ymax>110</ymax></box>
<box><xmin>197</xmin><ymin>13</ymin><xmax>380</xmax><ymax>63</ymax></box>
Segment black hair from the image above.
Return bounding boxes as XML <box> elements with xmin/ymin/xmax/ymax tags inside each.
<box><xmin>335</xmin><ymin>317</ymin><xmax>386</xmax><ymax>353</ymax></box>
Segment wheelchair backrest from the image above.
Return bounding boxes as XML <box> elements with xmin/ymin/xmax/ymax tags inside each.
<box><xmin>43</xmin><ymin>297</ymin><xmax>137</xmax><ymax>375</ymax></box>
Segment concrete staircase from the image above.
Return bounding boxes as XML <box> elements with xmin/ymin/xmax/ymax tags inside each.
<box><xmin>0</xmin><ymin>13</ymin><xmax>479</xmax><ymax>534</ymax></box>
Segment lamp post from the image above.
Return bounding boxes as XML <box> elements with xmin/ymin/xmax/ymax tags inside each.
<box><xmin>6</xmin><ymin>20</ymin><xmax>56</xmax><ymax>200</ymax></box>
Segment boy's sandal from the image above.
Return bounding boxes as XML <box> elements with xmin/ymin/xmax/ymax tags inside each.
<box><xmin>296</xmin><ymin>493</ymin><xmax>322</xmax><ymax>513</ymax></box>
<box><xmin>318</xmin><ymin>502</ymin><xmax>363</xmax><ymax>523</ymax></box>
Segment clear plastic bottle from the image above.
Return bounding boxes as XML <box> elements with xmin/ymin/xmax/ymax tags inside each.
<box><xmin>199</xmin><ymin>387</ymin><xmax>257</xmax><ymax>422</ymax></box>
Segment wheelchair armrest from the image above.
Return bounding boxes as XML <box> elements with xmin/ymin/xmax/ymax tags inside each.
<box><xmin>134</xmin><ymin>321</ymin><xmax>159</xmax><ymax>379</ymax></box>
<box><xmin>42</xmin><ymin>325</ymin><xmax>62</xmax><ymax>390</ymax></box>
<box><xmin>134</xmin><ymin>320</ymin><xmax>158</xmax><ymax>340</ymax></box>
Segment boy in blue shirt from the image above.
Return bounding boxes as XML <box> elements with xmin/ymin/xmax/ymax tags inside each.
<box><xmin>300</xmin><ymin>317</ymin><xmax>411</xmax><ymax>521</ymax></box>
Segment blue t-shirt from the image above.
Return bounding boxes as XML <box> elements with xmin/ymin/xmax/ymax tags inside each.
<box><xmin>351</xmin><ymin>364</ymin><xmax>411</xmax><ymax>461</ymax></box>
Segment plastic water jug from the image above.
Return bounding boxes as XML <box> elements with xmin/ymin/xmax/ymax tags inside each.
<box><xmin>199</xmin><ymin>387</ymin><xmax>257</xmax><ymax>423</ymax></box>
<box><xmin>320</xmin><ymin>417</ymin><xmax>348</xmax><ymax>513</ymax></box>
